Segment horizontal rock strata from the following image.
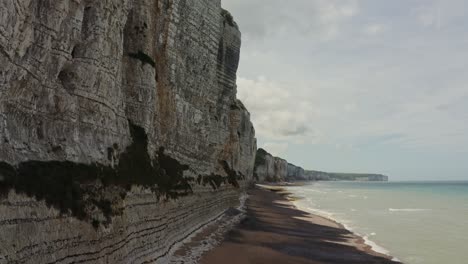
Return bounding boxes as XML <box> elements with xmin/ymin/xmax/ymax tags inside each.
<box><xmin>0</xmin><ymin>0</ymin><xmax>256</xmax><ymax>263</ymax></box>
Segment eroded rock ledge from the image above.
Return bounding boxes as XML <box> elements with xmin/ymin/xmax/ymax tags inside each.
<box><xmin>0</xmin><ymin>1</ymin><xmax>256</xmax><ymax>263</ymax></box>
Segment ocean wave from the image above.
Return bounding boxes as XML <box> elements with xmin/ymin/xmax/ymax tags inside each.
<box><xmin>309</xmin><ymin>190</ymin><xmax>328</xmax><ymax>194</ymax></box>
<box><xmin>363</xmin><ymin>235</ymin><xmax>391</xmax><ymax>256</ymax></box>
<box><xmin>388</xmin><ymin>208</ymin><xmax>430</xmax><ymax>212</ymax></box>
<box><xmin>292</xmin><ymin>201</ymin><xmax>396</xmax><ymax>261</ymax></box>
<box><xmin>305</xmin><ymin>207</ymin><xmax>336</xmax><ymax>220</ymax></box>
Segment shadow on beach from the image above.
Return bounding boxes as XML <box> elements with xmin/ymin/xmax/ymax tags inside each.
<box><xmin>201</xmin><ymin>187</ymin><xmax>401</xmax><ymax>264</ymax></box>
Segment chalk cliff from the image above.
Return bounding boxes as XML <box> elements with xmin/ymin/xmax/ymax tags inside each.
<box><xmin>254</xmin><ymin>149</ymin><xmax>388</xmax><ymax>182</ymax></box>
<box><xmin>303</xmin><ymin>171</ymin><xmax>389</xmax><ymax>181</ymax></box>
<box><xmin>0</xmin><ymin>1</ymin><xmax>256</xmax><ymax>263</ymax></box>
<box><xmin>253</xmin><ymin>148</ymin><xmax>287</xmax><ymax>182</ymax></box>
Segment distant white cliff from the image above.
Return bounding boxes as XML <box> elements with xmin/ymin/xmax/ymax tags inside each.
<box><xmin>254</xmin><ymin>148</ymin><xmax>388</xmax><ymax>182</ymax></box>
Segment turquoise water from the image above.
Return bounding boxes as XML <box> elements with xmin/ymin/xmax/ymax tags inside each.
<box><xmin>285</xmin><ymin>181</ymin><xmax>468</xmax><ymax>264</ymax></box>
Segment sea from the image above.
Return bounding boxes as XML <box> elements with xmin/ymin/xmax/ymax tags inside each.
<box><xmin>284</xmin><ymin>181</ymin><xmax>468</xmax><ymax>264</ymax></box>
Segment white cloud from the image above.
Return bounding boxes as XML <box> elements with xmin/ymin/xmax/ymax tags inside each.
<box><xmin>237</xmin><ymin>77</ymin><xmax>319</xmax><ymax>144</ymax></box>
<box><xmin>224</xmin><ymin>0</ymin><xmax>468</xmax><ymax>179</ymax></box>
<box><xmin>364</xmin><ymin>24</ymin><xmax>385</xmax><ymax>35</ymax></box>
<box><xmin>413</xmin><ymin>0</ymin><xmax>467</xmax><ymax>30</ymax></box>
<box><xmin>416</xmin><ymin>6</ymin><xmax>441</xmax><ymax>29</ymax></box>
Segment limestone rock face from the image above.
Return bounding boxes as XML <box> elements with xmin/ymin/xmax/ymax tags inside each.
<box><xmin>0</xmin><ymin>1</ymin><xmax>256</xmax><ymax>263</ymax></box>
<box><xmin>304</xmin><ymin>170</ymin><xmax>332</xmax><ymax>181</ymax></box>
<box><xmin>254</xmin><ymin>148</ymin><xmax>287</xmax><ymax>182</ymax></box>
<box><xmin>254</xmin><ymin>149</ymin><xmax>388</xmax><ymax>182</ymax></box>
<box><xmin>304</xmin><ymin>171</ymin><xmax>389</xmax><ymax>181</ymax></box>
<box><xmin>287</xmin><ymin>163</ymin><xmax>306</xmax><ymax>181</ymax></box>
<box><xmin>0</xmin><ymin>0</ymin><xmax>132</xmax><ymax>164</ymax></box>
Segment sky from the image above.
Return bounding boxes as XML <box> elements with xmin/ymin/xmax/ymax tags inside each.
<box><xmin>221</xmin><ymin>0</ymin><xmax>468</xmax><ymax>181</ymax></box>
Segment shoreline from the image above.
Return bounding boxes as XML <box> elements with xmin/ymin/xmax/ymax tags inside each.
<box><xmin>261</xmin><ymin>184</ymin><xmax>399</xmax><ymax>261</ymax></box>
<box><xmin>201</xmin><ymin>185</ymin><xmax>401</xmax><ymax>264</ymax></box>
<box><xmin>292</xmin><ymin>198</ymin><xmax>399</xmax><ymax>261</ymax></box>
<box><xmin>279</xmin><ymin>183</ymin><xmax>399</xmax><ymax>261</ymax></box>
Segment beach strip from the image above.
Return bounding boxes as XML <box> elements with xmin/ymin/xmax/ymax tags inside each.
<box><xmin>200</xmin><ymin>186</ymin><xmax>400</xmax><ymax>264</ymax></box>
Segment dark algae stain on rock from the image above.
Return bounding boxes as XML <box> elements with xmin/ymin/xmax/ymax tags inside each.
<box><xmin>0</xmin><ymin>162</ymin><xmax>16</xmax><ymax>197</ymax></box>
<box><xmin>155</xmin><ymin>147</ymin><xmax>193</xmax><ymax>198</ymax></box>
<box><xmin>128</xmin><ymin>50</ymin><xmax>156</xmax><ymax>67</ymax></box>
<box><xmin>0</xmin><ymin>1</ymin><xmax>256</xmax><ymax>262</ymax></box>
<box><xmin>0</xmin><ymin>122</ymin><xmax>199</xmax><ymax>227</ymax></box>
<box><xmin>116</xmin><ymin>123</ymin><xmax>194</xmax><ymax>198</ymax></box>
<box><xmin>198</xmin><ymin>161</ymin><xmax>245</xmax><ymax>190</ymax></box>
<box><xmin>200</xmin><ymin>174</ymin><xmax>225</xmax><ymax>190</ymax></box>
<box><xmin>0</xmin><ymin>122</ymin><xmax>248</xmax><ymax>227</ymax></box>
<box><xmin>112</xmin><ymin>123</ymin><xmax>155</xmax><ymax>189</ymax></box>
<box><xmin>1</xmin><ymin>161</ymin><xmax>111</xmax><ymax>221</ymax></box>
<box><xmin>221</xmin><ymin>160</ymin><xmax>244</xmax><ymax>188</ymax></box>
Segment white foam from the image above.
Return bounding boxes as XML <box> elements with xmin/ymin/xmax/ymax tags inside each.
<box><xmin>389</xmin><ymin>208</ymin><xmax>430</xmax><ymax>212</ymax></box>
<box><xmin>299</xmin><ymin>203</ymin><xmax>395</xmax><ymax>258</ymax></box>
<box><xmin>363</xmin><ymin>235</ymin><xmax>390</xmax><ymax>255</ymax></box>
<box><xmin>303</xmin><ymin>189</ymin><xmax>328</xmax><ymax>194</ymax></box>
<box><xmin>363</xmin><ymin>235</ymin><xmax>401</xmax><ymax>262</ymax></box>
<box><xmin>305</xmin><ymin>206</ymin><xmax>336</xmax><ymax>220</ymax></box>
<box><xmin>288</xmin><ymin>190</ymin><xmax>396</xmax><ymax>261</ymax></box>
<box><xmin>334</xmin><ymin>221</ymin><xmax>394</xmax><ymax>261</ymax></box>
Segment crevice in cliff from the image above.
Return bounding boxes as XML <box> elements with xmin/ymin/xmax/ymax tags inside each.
<box><xmin>57</xmin><ymin>67</ymin><xmax>77</xmax><ymax>92</ymax></box>
<box><xmin>81</xmin><ymin>5</ymin><xmax>94</xmax><ymax>39</ymax></box>
<box><xmin>71</xmin><ymin>46</ymin><xmax>77</xmax><ymax>58</ymax></box>
<box><xmin>127</xmin><ymin>50</ymin><xmax>156</xmax><ymax>68</ymax></box>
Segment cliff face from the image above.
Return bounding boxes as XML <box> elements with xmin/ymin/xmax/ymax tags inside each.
<box><xmin>0</xmin><ymin>1</ymin><xmax>256</xmax><ymax>263</ymax></box>
<box><xmin>254</xmin><ymin>148</ymin><xmax>307</xmax><ymax>182</ymax></box>
<box><xmin>303</xmin><ymin>171</ymin><xmax>389</xmax><ymax>181</ymax></box>
<box><xmin>254</xmin><ymin>148</ymin><xmax>287</xmax><ymax>182</ymax></box>
<box><xmin>254</xmin><ymin>149</ymin><xmax>388</xmax><ymax>182</ymax></box>
<box><xmin>287</xmin><ymin>163</ymin><xmax>306</xmax><ymax>181</ymax></box>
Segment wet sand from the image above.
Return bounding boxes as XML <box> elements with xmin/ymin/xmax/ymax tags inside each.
<box><xmin>200</xmin><ymin>186</ymin><xmax>400</xmax><ymax>264</ymax></box>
